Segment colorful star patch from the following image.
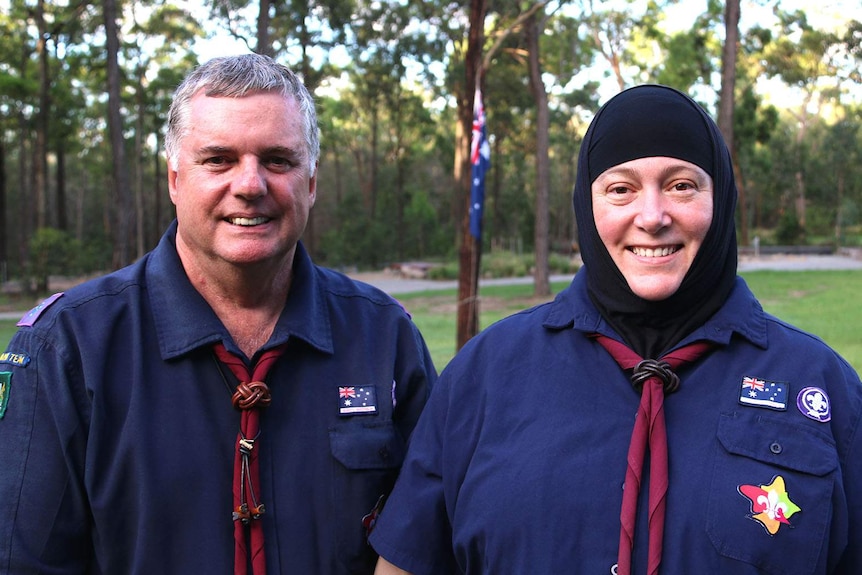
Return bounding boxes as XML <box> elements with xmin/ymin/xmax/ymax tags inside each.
<box><xmin>738</xmin><ymin>376</ymin><xmax>788</xmax><ymax>411</ymax></box>
<box><xmin>796</xmin><ymin>386</ymin><xmax>831</xmax><ymax>422</ymax></box>
<box><xmin>338</xmin><ymin>386</ymin><xmax>378</xmax><ymax>416</ymax></box>
<box><xmin>0</xmin><ymin>372</ymin><xmax>11</xmax><ymax>419</ymax></box>
<box><xmin>738</xmin><ymin>475</ymin><xmax>801</xmax><ymax>535</ymax></box>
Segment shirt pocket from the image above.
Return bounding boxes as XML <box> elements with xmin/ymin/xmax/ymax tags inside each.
<box><xmin>705</xmin><ymin>411</ymin><xmax>839</xmax><ymax>575</ymax></box>
<box><xmin>329</xmin><ymin>422</ymin><xmax>406</xmax><ymax>573</ymax></box>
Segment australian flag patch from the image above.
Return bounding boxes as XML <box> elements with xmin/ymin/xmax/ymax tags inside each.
<box><xmin>338</xmin><ymin>386</ymin><xmax>378</xmax><ymax>416</ymax></box>
<box><xmin>739</xmin><ymin>376</ymin><xmax>788</xmax><ymax>411</ymax></box>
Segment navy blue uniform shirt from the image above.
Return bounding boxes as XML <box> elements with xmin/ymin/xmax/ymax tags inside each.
<box><xmin>0</xmin><ymin>221</ymin><xmax>436</xmax><ymax>574</ymax></box>
<box><xmin>370</xmin><ymin>270</ymin><xmax>862</xmax><ymax>575</ymax></box>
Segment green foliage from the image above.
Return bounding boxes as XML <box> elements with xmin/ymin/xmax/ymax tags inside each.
<box><xmin>482</xmin><ymin>251</ymin><xmax>531</xmax><ymax>278</ymax></box>
<box><xmin>27</xmin><ymin>228</ymin><xmax>81</xmax><ymax>292</ymax></box>
<box><xmin>775</xmin><ymin>210</ymin><xmax>806</xmax><ymax>245</ymax></box>
<box><xmin>319</xmin><ymin>194</ymin><xmax>387</xmax><ymax>270</ymax></box>
<box><xmin>1</xmin><ymin>0</ymin><xmax>861</xmax><ymax>284</ymax></box>
<box><xmin>425</xmin><ymin>251</ymin><xmax>579</xmax><ymax>280</ymax></box>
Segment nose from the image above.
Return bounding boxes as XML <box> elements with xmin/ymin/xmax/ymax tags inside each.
<box><xmin>234</xmin><ymin>157</ymin><xmax>267</xmax><ymax>199</ymax></box>
<box><xmin>634</xmin><ymin>188</ymin><xmax>671</xmax><ymax>233</ymax></box>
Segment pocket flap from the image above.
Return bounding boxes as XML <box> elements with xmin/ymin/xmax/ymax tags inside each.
<box><xmin>717</xmin><ymin>412</ymin><xmax>837</xmax><ymax>476</ymax></box>
<box><xmin>330</xmin><ymin>424</ymin><xmax>406</xmax><ymax>470</ymax></box>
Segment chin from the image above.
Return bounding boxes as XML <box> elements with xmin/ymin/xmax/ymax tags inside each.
<box><xmin>628</xmin><ymin>281</ymin><xmax>684</xmax><ymax>302</ymax></box>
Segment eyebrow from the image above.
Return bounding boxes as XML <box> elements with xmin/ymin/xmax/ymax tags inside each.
<box><xmin>196</xmin><ymin>145</ymin><xmax>305</xmax><ymax>159</ymax></box>
<box><xmin>597</xmin><ymin>163</ymin><xmax>710</xmax><ymax>184</ymax></box>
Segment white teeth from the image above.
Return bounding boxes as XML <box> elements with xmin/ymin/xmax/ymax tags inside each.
<box><xmin>229</xmin><ymin>217</ymin><xmax>268</xmax><ymax>226</ymax></box>
<box><xmin>632</xmin><ymin>246</ymin><xmax>677</xmax><ymax>257</ymax></box>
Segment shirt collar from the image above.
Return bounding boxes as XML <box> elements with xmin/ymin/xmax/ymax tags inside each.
<box><xmin>148</xmin><ymin>221</ymin><xmax>334</xmax><ymax>361</ymax></box>
<box><xmin>543</xmin><ymin>271</ymin><xmax>768</xmax><ymax>350</ymax></box>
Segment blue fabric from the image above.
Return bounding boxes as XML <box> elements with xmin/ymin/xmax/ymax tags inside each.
<box><xmin>370</xmin><ymin>270</ymin><xmax>862</xmax><ymax>575</ymax></box>
<box><xmin>0</xmin><ymin>220</ymin><xmax>436</xmax><ymax>574</ymax></box>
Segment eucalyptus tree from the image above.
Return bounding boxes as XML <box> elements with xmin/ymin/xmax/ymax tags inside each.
<box><xmin>210</xmin><ymin>0</ymin><xmax>353</xmax><ymax>90</ymax></box>
<box><xmin>0</xmin><ymin>0</ymin><xmax>36</xmax><ymax>272</ymax></box>
<box><xmin>103</xmin><ymin>0</ymin><xmax>133</xmax><ymax>267</ymax></box>
<box><xmin>753</xmin><ymin>9</ymin><xmax>859</xmax><ymax>232</ymax></box>
<box><xmin>811</xmin><ymin>118</ymin><xmax>862</xmax><ymax>244</ymax></box>
<box><xmin>126</xmin><ymin>3</ymin><xmax>203</xmax><ymax>256</ymax></box>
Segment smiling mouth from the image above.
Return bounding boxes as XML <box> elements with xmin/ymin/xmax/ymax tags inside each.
<box><xmin>227</xmin><ymin>217</ymin><xmax>270</xmax><ymax>226</ymax></box>
<box><xmin>630</xmin><ymin>246</ymin><xmax>680</xmax><ymax>257</ymax></box>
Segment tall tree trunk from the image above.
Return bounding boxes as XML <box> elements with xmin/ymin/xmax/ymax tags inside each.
<box><xmin>456</xmin><ymin>0</ymin><xmax>486</xmax><ymax>350</ymax></box>
<box><xmin>16</xmin><ymin>112</ymin><xmax>31</xmax><ymax>271</ymax></box>
<box><xmin>153</xmin><ymin>132</ymin><xmax>164</xmax><ymax>243</ymax></box>
<box><xmin>525</xmin><ymin>12</ymin><xmax>550</xmax><ymax>297</ymax></box>
<box><xmin>0</xmin><ymin>137</ymin><xmax>7</xmax><ymax>273</ymax></box>
<box><xmin>369</xmin><ymin>105</ymin><xmax>379</xmax><ymax>218</ymax></box>
<box><xmin>135</xmin><ymin>65</ymin><xmax>145</xmax><ymax>258</ymax></box>
<box><xmin>35</xmin><ymin>0</ymin><xmax>50</xmax><ymax>230</ymax></box>
<box><xmin>718</xmin><ymin>0</ymin><xmax>744</xmax><ymax>244</ymax></box>
<box><xmin>56</xmin><ymin>147</ymin><xmax>67</xmax><ymax>231</ymax></box>
<box><xmin>256</xmin><ymin>0</ymin><xmax>273</xmax><ymax>56</ymax></box>
<box><xmin>104</xmin><ymin>0</ymin><xmax>132</xmax><ymax>268</ymax></box>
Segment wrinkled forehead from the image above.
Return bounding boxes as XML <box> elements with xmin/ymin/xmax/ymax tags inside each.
<box><xmin>586</xmin><ymin>85</ymin><xmax>715</xmax><ymax>184</ymax></box>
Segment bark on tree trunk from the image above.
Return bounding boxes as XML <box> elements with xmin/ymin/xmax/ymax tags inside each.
<box><xmin>456</xmin><ymin>0</ymin><xmax>486</xmax><ymax>351</ymax></box>
<box><xmin>104</xmin><ymin>0</ymin><xmax>133</xmax><ymax>268</ymax></box>
<box><xmin>525</xmin><ymin>12</ymin><xmax>551</xmax><ymax>297</ymax></box>
<box><xmin>718</xmin><ymin>0</ymin><xmax>744</xmax><ymax>244</ymax></box>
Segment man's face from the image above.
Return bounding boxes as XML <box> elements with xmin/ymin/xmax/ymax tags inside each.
<box><xmin>168</xmin><ymin>91</ymin><xmax>317</xmax><ymax>271</ymax></box>
<box><xmin>591</xmin><ymin>156</ymin><xmax>713</xmax><ymax>301</ymax></box>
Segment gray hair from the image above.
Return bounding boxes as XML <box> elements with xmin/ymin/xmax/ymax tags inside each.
<box><xmin>164</xmin><ymin>53</ymin><xmax>320</xmax><ymax>173</ymax></box>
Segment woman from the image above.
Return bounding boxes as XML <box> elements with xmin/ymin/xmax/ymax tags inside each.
<box><xmin>369</xmin><ymin>85</ymin><xmax>862</xmax><ymax>574</ymax></box>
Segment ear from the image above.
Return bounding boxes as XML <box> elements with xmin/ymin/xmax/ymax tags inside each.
<box><xmin>308</xmin><ymin>162</ymin><xmax>319</xmax><ymax>208</ymax></box>
<box><xmin>167</xmin><ymin>160</ymin><xmax>180</xmax><ymax>206</ymax></box>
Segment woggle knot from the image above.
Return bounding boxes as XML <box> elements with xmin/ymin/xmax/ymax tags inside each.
<box><xmin>631</xmin><ymin>359</ymin><xmax>680</xmax><ymax>395</ymax></box>
<box><xmin>232</xmin><ymin>381</ymin><xmax>272</xmax><ymax>410</ymax></box>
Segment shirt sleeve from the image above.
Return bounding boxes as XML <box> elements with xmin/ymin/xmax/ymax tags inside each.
<box><xmin>369</xmin><ymin>365</ymin><xmax>460</xmax><ymax>575</ymax></box>
<box><xmin>0</xmin><ymin>326</ymin><xmax>92</xmax><ymax>573</ymax></box>
<box><xmin>829</xmin><ymin>360</ymin><xmax>862</xmax><ymax>574</ymax></box>
<box><xmin>391</xmin><ymin>318</ymin><xmax>438</xmax><ymax>441</ymax></box>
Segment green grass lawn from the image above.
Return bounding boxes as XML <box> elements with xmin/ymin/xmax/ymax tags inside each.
<box><xmin>1</xmin><ymin>269</ymin><xmax>860</xmax><ymax>374</ymax></box>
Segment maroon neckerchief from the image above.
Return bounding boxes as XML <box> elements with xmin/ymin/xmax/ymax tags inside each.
<box><xmin>213</xmin><ymin>342</ymin><xmax>287</xmax><ymax>575</ymax></box>
<box><xmin>592</xmin><ymin>335</ymin><xmax>713</xmax><ymax>575</ymax></box>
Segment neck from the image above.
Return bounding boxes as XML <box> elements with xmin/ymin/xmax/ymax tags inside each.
<box><xmin>177</xmin><ymin>242</ymin><xmax>295</xmax><ymax>359</ymax></box>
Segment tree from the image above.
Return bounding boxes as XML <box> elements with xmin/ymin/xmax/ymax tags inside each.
<box><xmin>756</xmin><ymin>10</ymin><xmax>855</xmax><ymax>231</ymax></box>
<box><xmin>524</xmin><ymin>9</ymin><xmax>552</xmax><ymax>296</ymax></box>
<box><xmin>718</xmin><ymin>0</ymin><xmax>746</xmax><ymax>243</ymax></box>
<box><xmin>103</xmin><ymin>0</ymin><xmax>133</xmax><ymax>268</ymax></box>
<box><xmin>456</xmin><ymin>0</ymin><xmax>487</xmax><ymax>350</ymax></box>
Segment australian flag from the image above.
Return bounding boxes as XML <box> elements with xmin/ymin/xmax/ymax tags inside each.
<box><xmin>469</xmin><ymin>88</ymin><xmax>491</xmax><ymax>239</ymax></box>
<box><xmin>338</xmin><ymin>386</ymin><xmax>378</xmax><ymax>416</ymax></box>
<box><xmin>738</xmin><ymin>376</ymin><xmax>788</xmax><ymax>411</ymax></box>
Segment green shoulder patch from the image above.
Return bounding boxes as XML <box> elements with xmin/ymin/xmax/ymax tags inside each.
<box><xmin>0</xmin><ymin>372</ymin><xmax>11</xmax><ymax>419</ymax></box>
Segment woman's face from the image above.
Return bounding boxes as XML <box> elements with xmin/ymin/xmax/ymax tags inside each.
<box><xmin>591</xmin><ymin>156</ymin><xmax>714</xmax><ymax>301</ymax></box>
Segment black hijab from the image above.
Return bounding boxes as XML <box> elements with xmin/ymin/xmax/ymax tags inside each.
<box><xmin>573</xmin><ymin>84</ymin><xmax>738</xmax><ymax>359</ymax></box>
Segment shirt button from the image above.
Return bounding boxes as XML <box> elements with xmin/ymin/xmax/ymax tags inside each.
<box><xmin>769</xmin><ymin>442</ymin><xmax>783</xmax><ymax>454</ymax></box>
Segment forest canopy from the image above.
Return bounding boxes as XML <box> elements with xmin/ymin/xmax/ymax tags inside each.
<box><xmin>1</xmin><ymin>0</ymin><xmax>860</xmax><ymax>288</ymax></box>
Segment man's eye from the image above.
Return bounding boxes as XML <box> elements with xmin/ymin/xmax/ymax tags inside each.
<box><xmin>204</xmin><ymin>156</ymin><xmax>229</xmax><ymax>166</ymax></box>
<box><xmin>266</xmin><ymin>157</ymin><xmax>296</xmax><ymax>169</ymax></box>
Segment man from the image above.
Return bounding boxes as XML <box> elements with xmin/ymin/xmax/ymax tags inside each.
<box><xmin>0</xmin><ymin>54</ymin><xmax>436</xmax><ymax>574</ymax></box>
